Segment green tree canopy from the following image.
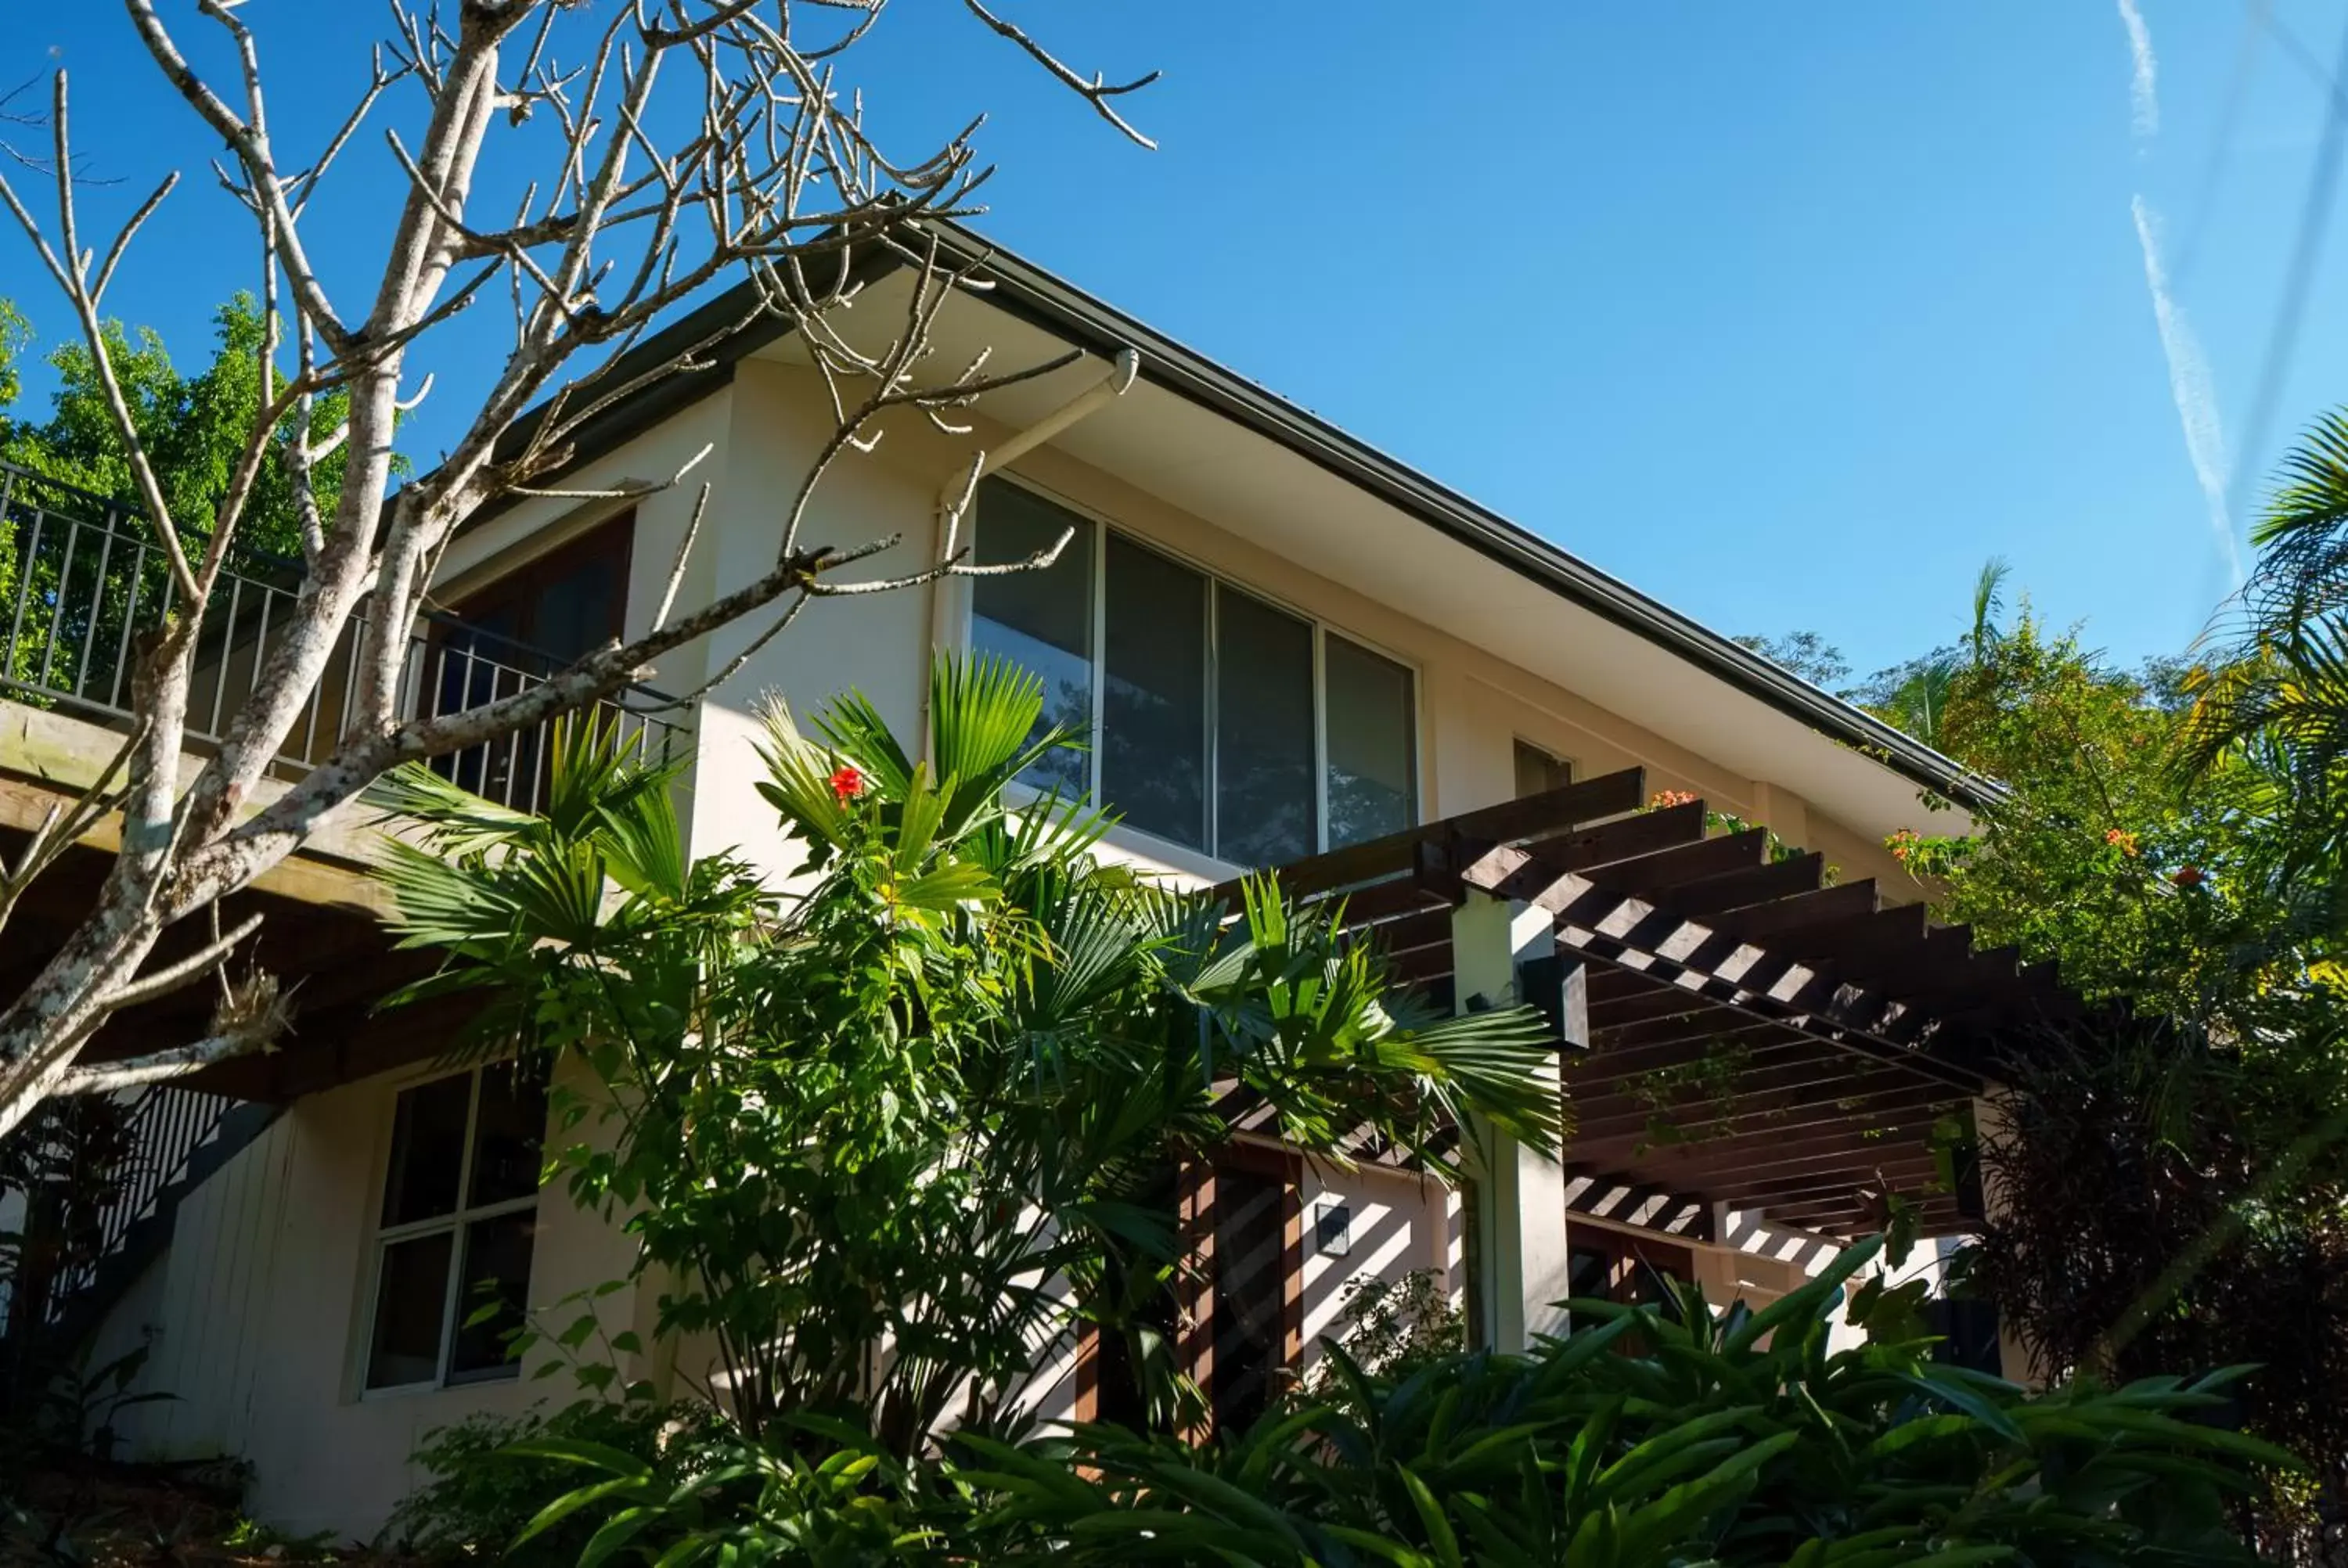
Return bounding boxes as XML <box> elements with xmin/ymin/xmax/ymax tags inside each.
<box><xmin>0</xmin><ymin>293</ymin><xmax>366</xmax><ymax>559</ymax></box>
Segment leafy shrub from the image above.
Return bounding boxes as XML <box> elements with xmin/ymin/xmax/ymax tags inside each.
<box><xmin>378</xmin><ymin>662</ymin><xmax>1561</xmax><ymax>1455</ymax></box>
<box><xmin>389</xmin><ymin>1401</ymin><xmax>704</xmax><ymax>1566</ymax></box>
<box><xmin>513</xmin><ymin>1238</ymin><xmax>2292</xmax><ymax>1566</ymax></box>
<box><xmin>1302</xmin><ymin>1268</ymin><xmax>1463</xmax><ymax>1408</ymax></box>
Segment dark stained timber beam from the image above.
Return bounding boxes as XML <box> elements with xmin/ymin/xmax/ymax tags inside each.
<box><xmin>1592</xmin><ymin>1012</ymin><xmax>1802</xmax><ymax>1056</ymax></box>
<box><xmin>1605</xmin><ymin>829</ymin><xmax>1773</xmax><ymax>894</ymax></box>
<box><xmin>1329</xmin><ymin>876</ymin><xmax>1455</xmax><ymax>927</ymax></box>
<box><xmin>1570</xmin><ymin>1078</ymin><xmax>1962</xmax><ymax>1156</ymax></box>
<box><xmin>1557</xmin><ymin>926</ymin><xmax>1986</xmax><ymax>1095</ymax></box>
<box><xmin>1699</xmin><ymin>881</ymin><xmax>1882</xmax><ymax>947</ymax></box>
<box><xmin>1469</xmin><ymin>802</ymin><xmax>1712</xmax><ymax>903</ymax></box>
<box><xmin>1589</xmin><ymin>986</ymin><xmax>1719</xmax><ymax>1030</ymax></box>
<box><xmin>1369</xmin><ymin>907</ymin><xmax>1453</xmax><ymax>956</ymax></box>
<box><xmin>1702</xmin><ymin>1154</ymin><xmax>1948</xmax><ymax>1210</ymax></box>
<box><xmin>1568</xmin><ymin>1052</ymin><xmax>1829</xmax><ymax>1118</ymax></box>
<box><xmin>1616</xmin><ymin>1113</ymin><xmax>1953</xmax><ymax>1187</ymax></box>
<box><xmin>1226</xmin><ymin>768</ymin><xmax>1648</xmax><ymax>905</ymax></box>
<box><xmin>1668</xmin><ymin>852</ymin><xmax>1827</xmax><ymax>917</ymax></box>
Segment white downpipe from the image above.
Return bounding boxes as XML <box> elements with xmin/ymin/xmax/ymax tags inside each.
<box><xmin>921</xmin><ymin>348</ymin><xmax>1140</xmax><ymax>746</ymax></box>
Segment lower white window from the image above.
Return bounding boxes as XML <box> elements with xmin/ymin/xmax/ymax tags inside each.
<box><xmin>363</xmin><ymin>1060</ymin><xmax>546</xmax><ymax>1391</ymax></box>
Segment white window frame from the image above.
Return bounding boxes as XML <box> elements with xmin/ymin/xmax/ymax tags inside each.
<box><xmin>358</xmin><ymin>1065</ymin><xmax>541</xmax><ymax>1397</ymax></box>
<box><xmin>967</xmin><ymin>475</ymin><xmax>1426</xmax><ymax>871</ymax></box>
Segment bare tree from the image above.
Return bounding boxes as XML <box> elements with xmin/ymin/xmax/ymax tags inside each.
<box><xmin>0</xmin><ymin>0</ymin><xmax>1156</xmax><ymax>1136</ymax></box>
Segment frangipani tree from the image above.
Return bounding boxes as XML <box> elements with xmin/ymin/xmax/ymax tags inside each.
<box><xmin>0</xmin><ymin>0</ymin><xmax>1155</xmax><ymax>1136</ymax></box>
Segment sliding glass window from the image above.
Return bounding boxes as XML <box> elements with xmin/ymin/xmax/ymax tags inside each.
<box><xmin>971</xmin><ymin>482</ymin><xmax>1093</xmax><ymax>800</ymax></box>
<box><xmin>971</xmin><ymin>478</ymin><xmax>1417</xmax><ymax>862</ymax></box>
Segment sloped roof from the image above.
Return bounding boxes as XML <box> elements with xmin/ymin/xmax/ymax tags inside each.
<box><xmin>505</xmin><ymin>221</ymin><xmax>1998</xmax><ymax>815</ymax></box>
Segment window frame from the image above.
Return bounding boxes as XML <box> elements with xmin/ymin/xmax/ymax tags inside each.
<box><xmin>444</xmin><ymin>511</ymin><xmax>636</xmax><ymax>662</ymax></box>
<box><xmin>968</xmin><ymin>476</ymin><xmax>1426</xmax><ymax>871</ymax></box>
<box><xmin>1512</xmin><ymin>738</ymin><xmax>1574</xmax><ymax>800</ymax></box>
<box><xmin>358</xmin><ymin>1065</ymin><xmax>543</xmax><ymax>1398</ymax></box>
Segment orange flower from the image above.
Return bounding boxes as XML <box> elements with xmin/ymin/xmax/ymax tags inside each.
<box><xmin>1887</xmin><ymin>828</ymin><xmax>1919</xmax><ymax>864</ymax></box>
<box><xmin>2105</xmin><ymin>827</ymin><xmax>2139</xmax><ymax>858</ymax></box>
<box><xmin>1650</xmin><ymin>789</ymin><xmax>1698</xmax><ymax>810</ymax></box>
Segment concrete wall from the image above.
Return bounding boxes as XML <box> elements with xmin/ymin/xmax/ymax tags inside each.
<box><xmin>1298</xmin><ymin>1162</ymin><xmax>1461</xmax><ymax>1373</ymax></box>
<box><xmin>99</xmin><ymin>1056</ymin><xmax>639</xmax><ymax>1541</ymax></box>
<box><xmin>431</xmin><ymin>358</ymin><xmax>1917</xmax><ymax>894</ymax></box>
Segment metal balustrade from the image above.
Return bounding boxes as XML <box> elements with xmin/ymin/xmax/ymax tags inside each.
<box><xmin>0</xmin><ymin>460</ymin><xmax>689</xmax><ymax>810</ymax></box>
<box><xmin>0</xmin><ymin>1086</ymin><xmax>239</xmax><ymax>1336</ymax></box>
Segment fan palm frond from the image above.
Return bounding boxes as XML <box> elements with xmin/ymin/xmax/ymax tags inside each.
<box><xmin>1970</xmin><ymin>556</ymin><xmax>2011</xmax><ymax>654</ymax></box>
<box><xmin>2249</xmin><ymin>409</ymin><xmax>2348</xmax><ymax>637</ymax></box>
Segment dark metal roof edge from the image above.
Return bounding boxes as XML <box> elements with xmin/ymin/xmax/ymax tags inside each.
<box><xmin>913</xmin><ymin>224</ymin><xmax>2000</xmax><ymax>812</ymax></box>
<box><xmin>492</xmin><ymin>223</ymin><xmax>2000</xmax><ymax>810</ymax></box>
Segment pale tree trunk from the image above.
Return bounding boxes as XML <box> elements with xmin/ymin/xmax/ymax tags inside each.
<box><xmin>0</xmin><ymin>0</ymin><xmax>1158</xmax><ymax>1138</ymax></box>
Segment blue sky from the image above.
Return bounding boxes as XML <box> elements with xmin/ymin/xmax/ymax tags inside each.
<box><xmin>11</xmin><ymin>3</ymin><xmax>2348</xmax><ymax>682</ymax></box>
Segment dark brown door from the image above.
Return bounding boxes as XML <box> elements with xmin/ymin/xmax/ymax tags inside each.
<box><xmin>433</xmin><ymin>516</ymin><xmax>633</xmax><ymax>803</ymax></box>
<box><xmin>1565</xmin><ymin>1224</ymin><xmax>1694</xmax><ymax>1348</ymax></box>
<box><xmin>1179</xmin><ymin>1144</ymin><xmax>1302</xmax><ymax>1440</ymax></box>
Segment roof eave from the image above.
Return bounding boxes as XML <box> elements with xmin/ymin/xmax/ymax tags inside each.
<box><xmin>480</xmin><ymin>222</ymin><xmax>2003</xmax><ymax>811</ymax></box>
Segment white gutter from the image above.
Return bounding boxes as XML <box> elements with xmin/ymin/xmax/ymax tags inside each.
<box><xmin>921</xmin><ymin>348</ymin><xmax>1140</xmax><ymax>745</ymax></box>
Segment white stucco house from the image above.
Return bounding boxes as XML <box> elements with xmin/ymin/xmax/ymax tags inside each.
<box><xmin>0</xmin><ymin>223</ymin><xmax>2041</xmax><ymax>1537</ymax></box>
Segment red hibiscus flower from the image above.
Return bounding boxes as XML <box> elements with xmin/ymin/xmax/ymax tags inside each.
<box><xmin>2173</xmin><ymin>865</ymin><xmax>2205</xmax><ymax>888</ymax></box>
<box><xmin>828</xmin><ymin>764</ymin><xmax>867</xmax><ymax>804</ymax></box>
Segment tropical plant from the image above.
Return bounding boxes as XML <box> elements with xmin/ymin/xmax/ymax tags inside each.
<box><xmin>1958</xmin><ymin>1017</ymin><xmax>2348</xmax><ymax>1511</ymax></box>
<box><xmin>2183</xmin><ymin>408</ymin><xmax>2348</xmax><ymax>887</ymax></box>
<box><xmin>391</xmin><ymin>1401</ymin><xmax>709</xmax><ymax>1568</ymax></box>
<box><xmin>1309</xmin><ymin>1268</ymin><xmax>1464</xmax><ymax>1392</ymax></box>
<box><xmin>507</xmin><ymin>1236</ymin><xmax>2291</xmax><ymax>1566</ymax></box>
<box><xmin>1</xmin><ymin>293</ymin><xmax>363</xmax><ymax>559</ymax></box>
<box><xmin>373</xmin><ymin>653</ymin><xmax>1561</xmax><ymax>1457</ymax></box>
<box><xmin>1730</xmin><ymin>629</ymin><xmax>1851</xmax><ymax>691</ymax></box>
<box><xmin>1856</xmin><ymin>533</ymin><xmax>2348</xmax><ymax>1550</ymax></box>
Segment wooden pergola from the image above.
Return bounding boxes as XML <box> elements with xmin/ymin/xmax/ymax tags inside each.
<box><xmin>1217</xmin><ymin>767</ymin><xmax>2084</xmax><ymax>1239</ymax></box>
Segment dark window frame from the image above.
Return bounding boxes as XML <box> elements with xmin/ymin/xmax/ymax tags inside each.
<box><xmin>970</xmin><ymin>477</ymin><xmax>1422</xmax><ymax>864</ymax></box>
<box><xmin>427</xmin><ymin>515</ymin><xmax>636</xmax><ymax>807</ymax></box>
<box><xmin>445</xmin><ymin>512</ymin><xmax>636</xmax><ymax>667</ymax></box>
<box><xmin>1513</xmin><ymin>739</ymin><xmax>1573</xmax><ymax>800</ymax></box>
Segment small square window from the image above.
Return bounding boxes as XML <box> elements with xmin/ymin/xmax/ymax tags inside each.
<box><xmin>1514</xmin><ymin>740</ymin><xmax>1572</xmax><ymax>801</ymax></box>
<box><xmin>363</xmin><ymin>1063</ymin><xmax>546</xmax><ymax>1392</ymax></box>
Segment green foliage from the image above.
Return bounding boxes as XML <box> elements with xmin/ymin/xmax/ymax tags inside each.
<box><xmin>1958</xmin><ymin>1018</ymin><xmax>2348</xmax><ymax>1504</ymax></box>
<box><xmin>0</xmin><ymin>293</ymin><xmax>397</xmax><ymax>713</ymax></box>
<box><xmin>391</xmin><ymin>1401</ymin><xmax>705</xmax><ymax>1567</ymax></box>
<box><xmin>1853</xmin><ymin>540</ymin><xmax>2348</xmax><ymax>1534</ymax></box>
<box><xmin>1730</xmin><ymin>629</ymin><xmax>1852</xmax><ymax>691</ymax></box>
<box><xmin>0</xmin><ymin>293</ymin><xmax>365</xmax><ymax>556</ymax></box>
<box><xmin>1311</xmin><ymin>1268</ymin><xmax>1464</xmax><ymax>1388</ymax></box>
<box><xmin>1882</xmin><ymin>611</ymin><xmax>2276</xmax><ymax>1015</ymax></box>
<box><xmin>506</xmin><ymin>1237</ymin><xmax>2287</xmax><ymax>1566</ymax></box>
<box><xmin>375</xmin><ymin>655</ymin><xmax>1561</xmax><ymax>1455</ymax></box>
<box><xmin>218</xmin><ymin>1514</ymin><xmax>340</xmax><ymax>1560</ymax></box>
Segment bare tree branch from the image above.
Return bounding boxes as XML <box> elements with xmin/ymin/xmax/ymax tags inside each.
<box><xmin>960</xmin><ymin>0</ymin><xmax>1161</xmax><ymax>149</ymax></box>
<box><xmin>51</xmin><ymin>1034</ymin><xmax>268</xmax><ymax>1096</ymax></box>
<box><xmin>0</xmin><ymin>0</ymin><xmax>1159</xmax><ymax>1144</ymax></box>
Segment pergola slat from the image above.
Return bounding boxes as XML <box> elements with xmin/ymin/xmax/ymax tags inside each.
<box><xmin>1222</xmin><ymin>764</ymin><xmax>2101</xmax><ymax>1251</ymax></box>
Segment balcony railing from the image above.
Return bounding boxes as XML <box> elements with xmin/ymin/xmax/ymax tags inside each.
<box><xmin>0</xmin><ymin>461</ymin><xmax>687</xmax><ymax>812</ymax></box>
<box><xmin>0</xmin><ymin>1084</ymin><xmax>242</xmax><ymax>1338</ymax></box>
